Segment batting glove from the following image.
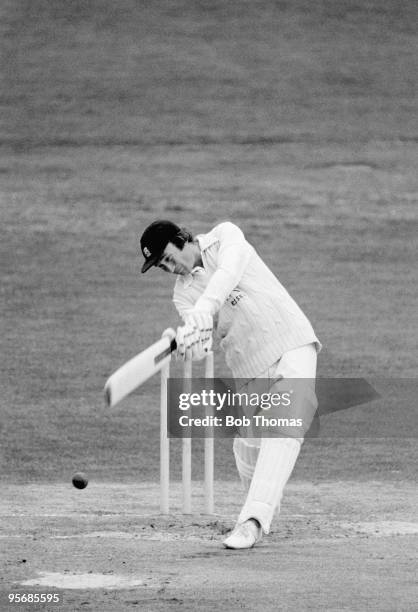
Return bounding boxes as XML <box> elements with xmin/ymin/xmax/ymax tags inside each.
<box><xmin>190</xmin><ymin>333</ymin><xmax>213</xmax><ymax>361</ymax></box>
<box><xmin>175</xmin><ymin>323</ymin><xmax>201</xmax><ymax>361</ymax></box>
<box><xmin>185</xmin><ymin>310</ymin><xmax>213</xmax><ymax>346</ymax></box>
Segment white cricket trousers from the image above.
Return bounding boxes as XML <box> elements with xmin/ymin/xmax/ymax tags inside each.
<box><xmin>233</xmin><ymin>343</ymin><xmax>318</xmax><ymax>534</ymax></box>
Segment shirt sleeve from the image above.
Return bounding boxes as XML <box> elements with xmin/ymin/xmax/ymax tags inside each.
<box><xmin>172</xmin><ymin>282</ymin><xmax>196</xmax><ymax>322</ymax></box>
<box><xmin>194</xmin><ymin>222</ymin><xmax>253</xmax><ymax>314</ymax></box>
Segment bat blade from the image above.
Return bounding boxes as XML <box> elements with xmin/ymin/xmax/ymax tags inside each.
<box><xmin>104</xmin><ymin>329</ymin><xmax>177</xmax><ymax>407</ymax></box>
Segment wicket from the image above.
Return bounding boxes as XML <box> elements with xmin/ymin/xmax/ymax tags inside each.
<box><xmin>160</xmin><ymin>333</ymin><xmax>214</xmax><ymax>515</ymax></box>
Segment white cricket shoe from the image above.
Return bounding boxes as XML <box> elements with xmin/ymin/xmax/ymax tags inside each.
<box><xmin>222</xmin><ymin>519</ymin><xmax>263</xmax><ymax>549</ymax></box>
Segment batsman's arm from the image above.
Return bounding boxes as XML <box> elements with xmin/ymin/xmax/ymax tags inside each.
<box><xmin>104</xmin><ymin>328</ymin><xmax>176</xmax><ymax>408</ymax></box>
<box><xmin>194</xmin><ymin>222</ymin><xmax>252</xmax><ymax>314</ymax></box>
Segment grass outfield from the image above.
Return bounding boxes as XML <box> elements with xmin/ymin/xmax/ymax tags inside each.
<box><xmin>1</xmin><ymin>1</ymin><xmax>417</xmax><ymax>484</ymax></box>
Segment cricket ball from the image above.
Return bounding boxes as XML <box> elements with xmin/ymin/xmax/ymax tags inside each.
<box><xmin>72</xmin><ymin>472</ymin><xmax>88</xmax><ymax>489</ymax></box>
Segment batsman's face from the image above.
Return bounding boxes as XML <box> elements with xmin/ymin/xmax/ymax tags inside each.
<box><xmin>157</xmin><ymin>242</ymin><xmax>197</xmax><ymax>275</ymax></box>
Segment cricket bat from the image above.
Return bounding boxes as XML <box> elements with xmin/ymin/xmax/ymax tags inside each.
<box><xmin>104</xmin><ymin>328</ymin><xmax>177</xmax><ymax>408</ymax></box>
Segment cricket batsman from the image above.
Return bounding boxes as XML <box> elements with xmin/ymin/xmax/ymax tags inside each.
<box><xmin>140</xmin><ymin>220</ymin><xmax>321</xmax><ymax>549</ymax></box>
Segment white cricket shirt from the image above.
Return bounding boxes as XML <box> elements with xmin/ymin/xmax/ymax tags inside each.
<box><xmin>173</xmin><ymin>222</ymin><xmax>321</xmax><ymax>379</ymax></box>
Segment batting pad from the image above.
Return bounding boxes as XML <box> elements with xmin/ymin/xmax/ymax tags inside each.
<box><xmin>233</xmin><ymin>437</ymin><xmax>261</xmax><ymax>490</ymax></box>
<box><xmin>237</xmin><ymin>437</ymin><xmax>301</xmax><ymax>534</ymax></box>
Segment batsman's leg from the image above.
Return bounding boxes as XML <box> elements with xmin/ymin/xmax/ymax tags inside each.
<box><xmin>233</xmin><ymin>437</ymin><xmax>260</xmax><ymax>491</ymax></box>
<box><xmin>232</xmin><ymin>343</ymin><xmax>318</xmax><ymax>535</ymax></box>
<box><xmin>236</xmin><ymin>436</ymin><xmax>302</xmax><ymax>533</ymax></box>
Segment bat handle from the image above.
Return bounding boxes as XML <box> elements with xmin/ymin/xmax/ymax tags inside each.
<box><xmin>162</xmin><ymin>327</ymin><xmax>177</xmax><ymax>352</ymax></box>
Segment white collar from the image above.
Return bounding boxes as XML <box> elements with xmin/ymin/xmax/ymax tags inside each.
<box><xmin>181</xmin><ymin>265</ymin><xmax>205</xmax><ymax>288</ymax></box>
<box><xmin>196</xmin><ymin>232</ymin><xmax>218</xmax><ymax>251</ymax></box>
